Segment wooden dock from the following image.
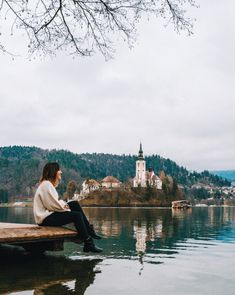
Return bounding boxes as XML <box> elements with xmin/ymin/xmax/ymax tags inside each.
<box><xmin>0</xmin><ymin>222</ymin><xmax>79</xmax><ymax>253</ymax></box>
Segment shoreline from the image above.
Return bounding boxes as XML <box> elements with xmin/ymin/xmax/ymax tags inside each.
<box><xmin>0</xmin><ymin>202</ymin><xmax>33</xmax><ymax>208</ymax></box>
<box><xmin>0</xmin><ymin>203</ymin><xmax>234</xmax><ymax>208</ymax></box>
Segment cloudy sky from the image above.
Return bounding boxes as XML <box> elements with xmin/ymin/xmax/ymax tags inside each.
<box><xmin>0</xmin><ymin>0</ymin><xmax>234</xmax><ymax>172</ymax></box>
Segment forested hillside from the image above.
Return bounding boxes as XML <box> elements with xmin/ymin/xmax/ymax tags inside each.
<box><xmin>0</xmin><ymin>146</ymin><xmax>230</xmax><ymax>201</ymax></box>
<box><xmin>211</xmin><ymin>170</ymin><xmax>235</xmax><ymax>181</ymax></box>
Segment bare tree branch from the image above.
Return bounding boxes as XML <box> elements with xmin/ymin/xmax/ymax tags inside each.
<box><xmin>35</xmin><ymin>0</ymin><xmax>62</xmax><ymax>34</ymax></box>
<box><xmin>0</xmin><ymin>0</ymin><xmax>197</xmax><ymax>58</ymax></box>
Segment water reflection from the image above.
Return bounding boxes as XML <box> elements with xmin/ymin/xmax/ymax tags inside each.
<box><xmin>84</xmin><ymin>207</ymin><xmax>235</xmax><ymax>260</ymax></box>
<box><xmin>0</xmin><ymin>207</ymin><xmax>235</xmax><ymax>294</ymax></box>
<box><xmin>1</xmin><ymin>207</ymin><xmax>235</xmax><ymax>258</ymax></box>
<box><xmin>0</xmin><ymin>246</ymin><xmax>102</xmax><ymax>294</ymax></box>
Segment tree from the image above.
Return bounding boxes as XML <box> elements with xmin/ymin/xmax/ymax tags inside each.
<box><xmin>145</xmin><ymin>181</ymin><xmax>153</xmax><ymax>200</ymax></box>
<box><xmin>162</xmin><ymin>176</ymin><xmax>170</xmax><ymax>194</ymax></box>
<box><xmin>190</xmin><ymin>187</ymin><xmax>210</xmax><ymax>200</ymax></box>
<box><xmin>172</xmin><ymin>177</ymin><xmax>178</xmax><ymax>196</ymax></box>
<box><xmin>159</xmin><ymin>170</ymin><xmax>166</xmax><ymax>181</ymax></box>
<box><xmin>0</xmin><ymin>188</ymin><xmax>9</xmax><ymax>203</ymax></box>
<box><xmin>64</xmin><ymin>180</ymin><xmax>78</xmax><ymax>201</ymax></box>
<box><xmin>0</xmin><ymin>0</ymin><xmax>196</xmax><ymax>58</ymax></box>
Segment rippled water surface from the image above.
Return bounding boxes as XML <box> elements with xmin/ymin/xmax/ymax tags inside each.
<box><xmin>0</xmin><ymin>207</ymin><xmax>235</xmax><ymax>294</ymax></box>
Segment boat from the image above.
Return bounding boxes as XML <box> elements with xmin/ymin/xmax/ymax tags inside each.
<box><xmin>172</xmin><ymin>200</ymin><xmax>192</xmax><ymax>209</ymax></box>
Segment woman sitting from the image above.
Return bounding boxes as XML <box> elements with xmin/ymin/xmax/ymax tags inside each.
<box><xmin>33</xmin><ymin>162</ymin><xmax>102</xmax><ymax>253</ymax></box>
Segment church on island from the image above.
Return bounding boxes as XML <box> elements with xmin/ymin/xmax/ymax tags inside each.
<box><xmin>80</xmin><ymin>143</ymin><xmax>162</xmax><ymax>197</ymax></box>
<box><xmin>133</xmin><ymin>143</ymin><xmax>162</xmax><ymax>190</ymax></box>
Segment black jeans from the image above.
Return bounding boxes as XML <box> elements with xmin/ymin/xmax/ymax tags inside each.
<box><xmin>40</xmin><ymin>201</ymin><xmax>90</xmax><ymax>241</ymax></box>
<box><xmin>67</xmin><ymin>201</ymin><xmax>90</xmax><ymax>228</ymax></box>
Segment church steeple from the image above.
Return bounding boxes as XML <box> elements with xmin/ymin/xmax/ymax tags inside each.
<box><xmin>134</xmin><ymin>142</ymin><xmax>146</xmax><ymax>187</ymax></box>
<box><xmin>138</xmin><ymin>142</ymin><xmax>144</xmax><ymax>160</ymax></box>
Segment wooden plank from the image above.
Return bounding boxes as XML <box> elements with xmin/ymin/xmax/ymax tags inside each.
<box><xmin>0</xmin><ymin>222</ymin><xmax>77</xmax><ymax>244</ymax></box>
<box><xmin>0</xmin><ymin>222</ymin><xmax>37</xmax><ymax>229</ymax></box>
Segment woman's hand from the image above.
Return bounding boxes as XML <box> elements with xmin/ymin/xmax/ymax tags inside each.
<box><xmin>64</xmin><ymin>204</ymin><xmax>70</xmax><ymax>209</ymax></box>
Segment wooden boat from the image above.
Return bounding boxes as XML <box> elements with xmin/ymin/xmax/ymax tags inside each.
<box><xmin>172</xmin><ymin>200</ymin><xmax>192</xmax><ymax>209</ymax></box>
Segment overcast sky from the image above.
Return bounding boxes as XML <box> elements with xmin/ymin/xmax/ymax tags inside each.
<box><xmin>0</xmin><ymin>0</ymin><xmax>235</xmax><ymax>172</ymax></box>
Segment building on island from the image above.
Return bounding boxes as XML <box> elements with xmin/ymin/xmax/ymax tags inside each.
<box><xmin>133</xmin><ymin>143</ymin><xmax>146</xmax><ymax>187</ymax></box>
<box><xmin>80</xmin><ymin>176</ymin><xmax>122</xmax><ymax>197</ymax></box>
<box><xmin>101</xmin><ymin>176</ymin><xmax>121</xmax><ymax>189</ymax></box>
<box><xmin>133</xmin><ymin>143</ymin><xmax>162</xmax><ymax>189</ymax></box>
<box><xmin>79</xmin><ymin>143</ymin><xmax>162</xmax><ymax>198</ymax></box>
<box><xmin>145</xmin><ymin>168</ymin><xmax>162</xmax><ymax>190</ymax></box>
<box><xmin>80</xmin><ymin>179</ymin><xmax>100</xmax><ymax>197</ymax></box>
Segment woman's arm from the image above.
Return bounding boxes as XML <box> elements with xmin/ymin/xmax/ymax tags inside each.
<box><xmin>40</xmin><ymin>182</ymin><xmax>70</xmax><ymax>212</ymax></box>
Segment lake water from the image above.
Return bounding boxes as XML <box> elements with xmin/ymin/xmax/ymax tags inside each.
<box><xmin>0</xmin><ymin>207</ymin><xmax>235</xmax><ymax>295</ymax></box>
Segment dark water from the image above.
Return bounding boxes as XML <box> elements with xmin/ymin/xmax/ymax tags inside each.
<box><xmin>0</xmin><ymin>207</ymin><xmax>235</xmax><ymax>295</ymax></box>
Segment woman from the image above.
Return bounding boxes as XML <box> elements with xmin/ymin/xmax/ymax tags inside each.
<box><xmin>33</xmin><ymin>162</ymin><xmax>102</xmax><ymax>253</ymax></box>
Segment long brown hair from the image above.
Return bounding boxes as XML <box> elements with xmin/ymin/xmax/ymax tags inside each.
<box><xmin>40</xmin><ymin>162</ymin><xmax>60</xmax><ymax>185</ymax></box>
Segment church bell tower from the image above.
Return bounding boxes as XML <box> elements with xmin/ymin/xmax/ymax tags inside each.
<box><xmin>135</xmin><ymin>143</ymin><xmax>146</xmax><ymax>187</ymax></box>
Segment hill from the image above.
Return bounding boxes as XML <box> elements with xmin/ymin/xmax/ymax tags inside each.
<box><xmin>211</xmin><ymin>170</ymin><xmax>235</xmax><ymax>181</ymax></box>
<box><xmin>0</xmin><ymin>146</ymin><xmax>230</xmax><ymax>201</ymax></box>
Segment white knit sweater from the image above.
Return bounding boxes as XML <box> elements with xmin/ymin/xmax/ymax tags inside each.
<box><xmin>33</xmin><ymin>180</ymin><xmax>70</xmax><ymax>224</ymax></box>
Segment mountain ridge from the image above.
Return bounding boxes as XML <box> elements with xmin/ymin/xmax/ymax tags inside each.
<box><xmin>211</xmin><ymin>170</ymin><xmax>235</xmax><ymax>181</ymax></box>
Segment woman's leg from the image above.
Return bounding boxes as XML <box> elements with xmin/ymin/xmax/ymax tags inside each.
<box><xmin>41</xmin><ymin>211</ymin><xmax>89</xmax><ymax>241</ymax></box>
<box><xmin>40</xmin><ymin>211</ymin><xmax>103</xmax><ymax>253</ymax></box>
<box><xmin>67</xmin><ymin>201</ymin><xmax>90</xmax><ymax>228</ymax></box>
<box><xmin>67</xmin><ymin>201</ymin><xmax>102</xmax><ymax>240</ymax></box>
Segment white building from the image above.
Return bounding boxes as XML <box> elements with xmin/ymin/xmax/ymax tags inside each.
<box><xmin>145</xmin><ymin>169</ymin><xmax>162</xmax><ymax>190</ymax></box>
<box><xmin>101</xmin><ymin>176</ymin><xmax>121</xmax><ymax>188</ymax></box>
<box><xmin>80</xmin><ymin>179</ymin><xmax>100</xmax><ymax>196</ymax></box>
<box><xmin>133</xmin><ymin>143</ymin><xmax>162</xmax><ymax>189</ymax></box>
<box><xmin>133</xmin><ymin>143</ymin><xmax>146</xmax><ymax>187</ymax></box>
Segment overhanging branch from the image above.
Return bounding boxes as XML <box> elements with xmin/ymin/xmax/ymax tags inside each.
<box><xmin>0</xmin><ymin>0</ymin><xmax>197</xmax><ymax>58</ymax></box>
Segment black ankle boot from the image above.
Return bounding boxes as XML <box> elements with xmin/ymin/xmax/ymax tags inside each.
<box><xmin>83</xmin><ymin>237</ymin><xmax>103</xmax><ymax>253</ymax></box>
<box><xmin>89</xmin><ymin>224</ymin><xmax>102</xmax><ymax>240</ymax></box>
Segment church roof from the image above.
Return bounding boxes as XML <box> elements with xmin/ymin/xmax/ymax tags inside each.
<box><xmin>84</xmin><ymin>179</ymin><xmax>100</xmax><ymax>186</ymax></box>
<box><xmin>152</xmin><ymin>175</ymin><xmax>161</xmax><ymax>180</ymax></box>
<box><xmin>145</xmin><ymin>171</ymin><xmax>161</xmax><ymax>181</ymax></box>
<box><xmin>102</xmin><ymin>176</ymin><xmax>120</xmax><ymax>183</ymax></box>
